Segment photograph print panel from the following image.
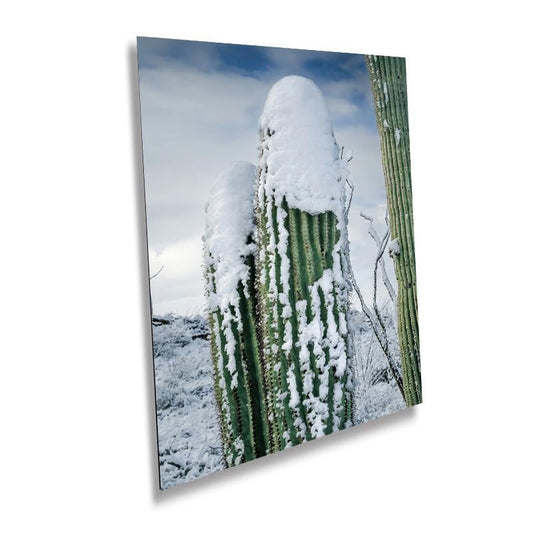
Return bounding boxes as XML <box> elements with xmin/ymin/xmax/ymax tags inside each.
<box><xmin>137</xmin><ymin>37</ymin><xmax>421</xmax><ymax>490</ymax></box>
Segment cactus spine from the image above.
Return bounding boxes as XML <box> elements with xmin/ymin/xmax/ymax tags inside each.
<box><xmin>255</xmin><ymin>76</ymin><xmax>354</xmax><ymax>449</ymax></box>
<box><xmin>204</xmin><ymin>162</ymin><xmax>269</xmax><ymax>466</ymax></box>
<box><xmin>366</xmin><ymin>55</ymin><xmax>422</xmax><ymax>406</ymax></box>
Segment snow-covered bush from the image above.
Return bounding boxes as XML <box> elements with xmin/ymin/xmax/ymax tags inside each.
<box><xmin>152</xmin><ymin>315</ymin><xmax>224</xmax><ymax>488</ymax></box>
<box><xmin>153</xmin><ymin>314</ymin><xmax>208</xmax><ymax>359</ymax></box>
<box><xmin>350</xmin><ymin>307</ymin><xmax>405</xmax><ymax>425</ymax></box>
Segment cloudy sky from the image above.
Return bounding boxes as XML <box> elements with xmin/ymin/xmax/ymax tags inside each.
<box><xmin>138</xmin><ymin>37</ymin><xmax>395</xmax><ymax>316</ymax></box>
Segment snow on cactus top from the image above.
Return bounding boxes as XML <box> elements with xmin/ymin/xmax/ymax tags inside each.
<box><xmin>258</xmin><ymin>75</ymin><xmax>348</xmax><ymax>215</ymax></box>
<box><xmin>204</xmin><ymin>161</ymin><xmax>257</xmax><ymax>311</ymax></box>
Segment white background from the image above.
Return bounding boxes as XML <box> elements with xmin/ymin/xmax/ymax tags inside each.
<box><xmin>1</xmin><ymin>1</ymin><xmax>532</xmax><ymax>531</ymax></box>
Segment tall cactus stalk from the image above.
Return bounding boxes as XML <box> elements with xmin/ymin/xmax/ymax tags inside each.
<box><xmin>365</xmin><ymin>55</ymin><xmax>422</xmax><ymax>406</ymax></box>
<box><xmin>255</xmin><ymin>76</ymin><xmax>354</xmax><ymax>450</ymax></box>
<box><xmin>204</xmin><ymin>162</ymin><xmax>269</xmax><ymax>466</ymax></box>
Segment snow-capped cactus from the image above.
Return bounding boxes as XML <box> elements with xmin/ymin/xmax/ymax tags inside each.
<box><xmin>255</xmin><ymin>76</ymin><xmax>354</xmax><ymax>450</ymax></box>
<box><xmin>204</xmin><ymin>161</ymin><xmax>269</xmax><ymax>466</ymax></box>
<box><xmin>366</xmin><ymin>55</ymin><xmax>422</xmax><ymax>406</ymax></box>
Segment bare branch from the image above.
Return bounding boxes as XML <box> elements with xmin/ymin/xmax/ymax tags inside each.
<box><xmin>150</xmin><ymin>265</ymin><xmax>164</xmax><ymax>280</ymax></box>
<box><xmin>350</xmin><ymin>272</ymin><xmax>404</xmax><ymax>399</ymax></box>
<box><xmin>347</xmin><ymin>213</ymin><xmax>404</xmax><ymax>399</ymax></box>
<box><xmin>352</xmin><ymin>278</ymin><xmax>387</xmax><ymax>351</ymax></box>
<box><xmin>373</xmin><ymin>226</ymin><xmax>390</xmax><ymax>324</ymax></box>
<box><xmin>345</xmin><ymin>179</ymin><xmax>354</xmax><ymax>216</ymax></box>
<box><xmin>360</xmin><ymin>211</ymin><xmax>397</xmax><ymax>306</ymax></box>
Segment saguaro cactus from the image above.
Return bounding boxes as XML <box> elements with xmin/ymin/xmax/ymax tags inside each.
<box><xmin>365</xmin><ymin>55</ymin><xmax>422</xmax><ymax>406</ymax></box>
<box><xmin>204</xmin><ymin>162</ymin><xmax>269</xmax><ymax>466</ymax></box>
<box><xmin>255</xmin><ymin>76</ymin><xmax>354</xmax><ymax>451</ymax></box>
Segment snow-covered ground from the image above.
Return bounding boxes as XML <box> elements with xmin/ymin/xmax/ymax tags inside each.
<box><xmin>350</xmin><ymin>308</ymin><xmax>405</xmax><ymax>425</ymax></box>
<box><xmin>152</xmin><ymin>308</ymin><xmax>405</xmax><ymax>489</ymax></box>
<box><xmin>152</xmin><ymin>315</ymin><xmax>225</xmax><ymax>489</ymax></box>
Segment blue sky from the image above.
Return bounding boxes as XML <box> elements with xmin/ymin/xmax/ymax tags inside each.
<box><xmin>138</xmin><ymin>37</ymin><xmax>393</xmax><ymax>315</ymax></box>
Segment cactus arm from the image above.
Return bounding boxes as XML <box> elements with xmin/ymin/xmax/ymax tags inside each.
<box><xmin>204</xmin><ymin>162</ymin><xmax>270</xmax><ymax>466</ymax></box>
<box><xmin>254</xmin><ymin>76</ymin><xmax>356</xmax><ymax>445</ymax></box>
<box><xmin>366</xmin><ymin>55</ymin><xmax>422</xmax><ymax>405</ymax></box>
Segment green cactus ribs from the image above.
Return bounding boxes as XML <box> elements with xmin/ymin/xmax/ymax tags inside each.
<box><xmin>255</xmin><ymin>190</ymin><xmax>353</xmax><ymax>449</ymax></box>
<box><xmin>366</xmin><ymin>55</ymin><xmax>422</xmax><ymax>406</ymax></box>
<box><xmin>203</xmin><ymin>162</ymin><xmax>269</xmax><ymax>467</ymax></box>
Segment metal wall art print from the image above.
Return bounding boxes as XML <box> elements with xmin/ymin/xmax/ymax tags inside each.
<box><xmin>137</xmin><ymin>37</ymin><xmax>421</xmax><ymax>490</ymax></box>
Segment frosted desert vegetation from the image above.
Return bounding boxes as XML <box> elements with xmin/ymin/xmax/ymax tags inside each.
<box><xmin>153</xmin><ymin>62</ymin><xmax>419</xmax><ymax>488</ymax></box>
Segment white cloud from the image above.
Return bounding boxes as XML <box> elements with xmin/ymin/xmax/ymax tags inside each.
<box><xmin>140</xmin><ymin>62</ymin><xmax>270</xmax><ymax>252</ymax></box>
<box><xmin>148</xmin><ymin>235</ymin><xmax>205</xmax><ymax>315</ymax></box>
<box><xmin>327</xmin><ymin>97</ymin><xmax>359</xmax><ymax>120</ymax></box>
